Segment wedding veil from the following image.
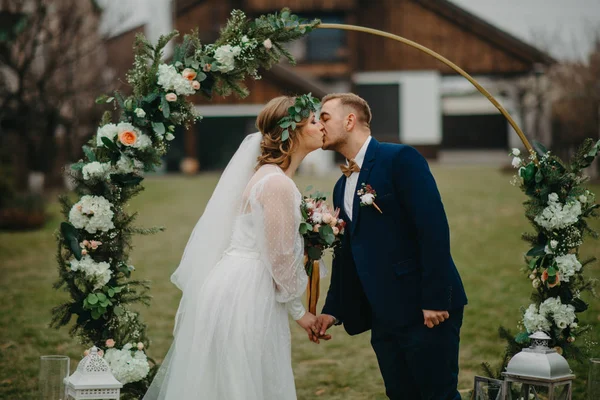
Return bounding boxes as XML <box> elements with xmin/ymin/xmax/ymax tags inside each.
<box><xmin>170</xmin><ymin>131</ymin><xmax>262</xmax><ymax>294</ymax></box>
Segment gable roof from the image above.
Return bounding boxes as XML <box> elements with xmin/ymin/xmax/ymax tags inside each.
<box><xmin>415</xmin><ymin>0</ymin><xmax>555</xmax><ymax>65</ymax></box>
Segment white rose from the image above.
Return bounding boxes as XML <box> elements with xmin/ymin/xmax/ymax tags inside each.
<box><xmin>529</xmin><ymin>273</ymin><xmax>536</xmax><ymax>280</ymax></box>
<box><xmin>579</xmin><ymin>195</ymin><xmax>587</xmax><ymax>204</ymax></box>
<box><xmin>550</xmin><ymin>240</ymin><xmax>558</xmax><ymax>249</ymax></box>
<box><xmin>512</xmin><ymin>148</ymin><xmax>521</xmax><ymax>156</ymax></box>
<box><xmin>134</xmin><ymin>108</ymin><xmax>146</xmax><ymax>118</ymax></box>
<box><xmin>511</xmin><ymin>157</ymin><xmax>521</xmax><ymax>168</ymax></box>
<box><xmin>263</xmin><ymin>38</ymin><xmax>273</xmax><ymax>49</ymax></box>
<box><xmin>570</xmin><ymin>322</ymin><xmax>578</xmax><ymax>329</ymax></box>
<box><xmin>361</xmin><ymin>193</ymin><xmax>375</xmax><ymax>205</ymax></box>
<box><xmin>532</xmin><ymin>278</ymin><xmax>541</xmax><ymax>288</ymax></box>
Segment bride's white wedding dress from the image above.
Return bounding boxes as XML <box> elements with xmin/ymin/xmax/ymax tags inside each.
<box><xmin>144</xmin><ymin>159</ymin><xmax>308</xmax><ymax>399</ymax></box>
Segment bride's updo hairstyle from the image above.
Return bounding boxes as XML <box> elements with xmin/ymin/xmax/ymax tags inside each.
<box><xmin>255</xmin><ymin>96</ymin><xmax>309</xmax><ymax>171</ymax></box>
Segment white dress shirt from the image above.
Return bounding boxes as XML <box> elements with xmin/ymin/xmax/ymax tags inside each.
<box><xmin>343</xmin><ymin>136</ymin><xmax>372</xmax><ymax>220</ymax></box>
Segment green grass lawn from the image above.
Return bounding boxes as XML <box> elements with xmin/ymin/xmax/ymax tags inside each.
<box><xmin>1</xmin><ymin>166</ymin><xmax>599</xmax><ymax>399</ymax></box>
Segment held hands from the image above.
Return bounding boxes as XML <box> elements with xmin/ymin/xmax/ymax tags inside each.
<box><xmin>296</xmin><ymin>313</ymin><xmax>333</xmax><ymax>344</ymax></box>
<box><xmin>423</xmin><ymin>309</ymin><xmax>450</xmax><ymax>328</ymax></box>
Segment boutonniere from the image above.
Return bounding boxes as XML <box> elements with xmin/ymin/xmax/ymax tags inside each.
<box><xmin>357</xmin><ymin>183</ymin><xmax>383</xmax><ymax>214</ymax></box>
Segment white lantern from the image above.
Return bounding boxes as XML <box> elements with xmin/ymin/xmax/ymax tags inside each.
<box><xmin>64</xmin><ymin>346</ymin><xmax>122</xmax><ymax>399</ymax></box>
<box><xmin>502</xmin><ymin>331</ymin><xmax>575</xmax><ymax>400</ymax></box>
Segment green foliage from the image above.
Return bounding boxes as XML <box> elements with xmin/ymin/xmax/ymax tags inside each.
<box><xmin>278</xmin><ymin>93</ymin><xmax>321</xmax><ymax>141</ymax></box>
<box><xmin>52</xmin><ymin>8</ymin><xmax>319</xmax><ymax>394</ymax></box>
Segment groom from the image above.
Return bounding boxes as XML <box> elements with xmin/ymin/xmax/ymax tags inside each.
<box><xmin>316</xmin><ymin>93</ymin><xmax>468</xmax><ymax>400</ymax></box>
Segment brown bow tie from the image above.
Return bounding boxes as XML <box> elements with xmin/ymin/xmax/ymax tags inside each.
<box><xmin>340</xmin><ymin>159</ymin><xmax>360</xmax><ymax>177</ymax></box>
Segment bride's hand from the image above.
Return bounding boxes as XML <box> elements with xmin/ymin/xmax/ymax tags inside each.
<box><xmin>296</xmin><ymin>312</ymin><xmax>321</xmax><ymax>343</ymax></box>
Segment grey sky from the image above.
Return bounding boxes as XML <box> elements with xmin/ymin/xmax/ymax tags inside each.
<box><xmin>450</xmin><ymin>0</ymin><xmax>600</xmax><ymax>60</ymax></box>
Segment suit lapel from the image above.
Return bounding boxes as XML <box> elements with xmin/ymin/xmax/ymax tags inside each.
<box><xmin>333</xmin><ymin>175</ymin><xmax>348</xmax><ymax>220</ymax></box>
<box><xmin>350</xmin><ymin>138</ymin><xmax>378</xmax><ymax>236</ymax></box>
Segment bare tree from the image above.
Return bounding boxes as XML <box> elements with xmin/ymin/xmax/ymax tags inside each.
<box><xmin>0</xmin><ymin>0</ymin><xmax>109</xmax><ymax>190</ymax></box>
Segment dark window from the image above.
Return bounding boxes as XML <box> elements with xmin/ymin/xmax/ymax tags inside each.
<box><xmin>288</xmin><ymin>15</ymin><xmax>346</xmax><ymax>63</ymax></box>
<box><xmin>196</xmin><ymin>116</ymin><xmax>257</xmax><ymax>170</ymax></box>
<box><xmin>442</xmin><ymin>114</ymin><xmax>508</xmax><ymax>149</ymax></box>
<box><xmin>356</xmin><ymin>83</ymin><xmax>401</xmax><ymax>143</ymax></box>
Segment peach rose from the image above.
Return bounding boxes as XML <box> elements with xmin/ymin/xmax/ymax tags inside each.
<box><xmin>83</xmin><ymin>349</ymin><xmax>90</xmax><ymax>356</ymax></box>
<box><xmin>118</xmin><ymin>130</ymin><xmax>137</xmax><ymax>146</ymax></box>
<box><xmin>182</xmin><ymin>68</ymin><xmax>197</xmax><ymax>81</ymax></box>
<box><xmin>263</xmin><ymin>38</ymin><xmax>273</xmax><ymax>49</ymax></box>
<box><xmin>313</xmin><ymin>224</ymin><xmax>321</xmax><ymax>233</ymax></box>
<box><xmin>137</xmin><ymin>342</ymin><xmax>144</xmax><ymax>350</ymax></box>
<box><xmin>332</xmin><ymin>227</ymin><xmax>340</xmax><ymax>236</ymax></box>
<box><xmin>90</xmin><ymin>240</ymin><xmax>102</xmax><ymax>249</ymax></box>
<box><xmin>105</xmin><ymin>339</ymin><xmax>115</xmax><ymax>348</ymax></box>
<box><xmin>165</xmin><ymin>93</ymin><xmax>177</xmax><ymax>102</ymax></box>
<box><xmin>98</xmin><ymin>349</ymin><xmax>104</xmax><ymax>357</ymax></box>
<box><xmin>192</xmin><ymin>80</ymin><xmax>201</xmax><ymax>90</ymax></box>
<box><xmin>322</xmin><ymin>214</ymin><xmax>333</xmax><ymax>224</ymax></box>
<box><xmin>81</xmin><ymin>249</ymin><xmax>88</xmax><ymax>256</ymax></box>
<box><xmin>203</xmin><ymin>63</ymin><xmax>212</xmax><ymax>72</ymax></box>
<box><xmin>541</xmin><ymin>269</ymin><xmax>560</xmax><ymax>288</ymax></box>
<box><xmin>82</xmin><ymin>240</ymin><xmax>90</xmax><ymax>247</ymax></box>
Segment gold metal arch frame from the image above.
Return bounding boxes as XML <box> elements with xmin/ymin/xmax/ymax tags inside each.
<box><xmin>314</xmin><ymin>23</ymin><xmax>535</xmax><ymax>155</ymax></box>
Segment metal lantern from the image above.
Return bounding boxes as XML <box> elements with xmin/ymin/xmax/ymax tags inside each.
<box><xmin>502</xmin><ymin>332</ymin><xmax>574</xmax><ymax>400</ymax></box>
<box><xmin>64</xmin><ymin>346</ymin><xmax>122</xmax><ymax>399</ymax></box>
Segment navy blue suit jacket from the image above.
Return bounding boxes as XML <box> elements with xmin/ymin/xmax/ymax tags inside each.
<box><xmin>322</xmin><ymin>138</ymin><xmax>468</xmax><ymax>335</ymax></box>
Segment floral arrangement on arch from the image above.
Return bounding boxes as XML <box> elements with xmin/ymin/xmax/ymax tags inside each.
<box><xmin>51</xmin><ymin>9</ymin><xmax>319</xmax><ymax>397</ymax></box>
<box><xmin>481</xmin><ymin>140</ymin><xmax>600</xmax><ymax>381</ymax></box>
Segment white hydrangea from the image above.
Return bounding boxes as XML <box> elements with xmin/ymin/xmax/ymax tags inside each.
<box><xmin>554</xmin><ymin>254</ymin><xmax>582</xmax><ymax>283</ymax></box>
<box><xmin>96</xmin><ymin>123</ymin><xmax>119</xmax><ymax>147</ymax></box>
<box><xmin>104</xmin><ymin>343</ymin><xmax>150</xmax><ymax>384</ymax></box>
<box><xmin>69</xmin><ymin>195</ymin><xmax>115</xmax><ymax>234</ymax></box>
<box><xmin>523</xmin><ymin>304</ymin><xmax>551</xmax><ymax>333</ymax></box>
<box><xmin>70</xmin><ymin>255</ymin><xmax>112</xmax><ymax>290</ymax></box>
<box><xmin>115</xmin><ymin>156</ymin><xmax>144</xmax><ymax>174</ymax></box>
<box><xmin>157</xmin><ymin>64</ymin><xmax>195</xmax><ymax>96</ymax></box>
<box><xmin>213</xmin><ymin>45</ymin><xmax>242</xmax><ymax>73</ymax></box>
<box><xmin>534</xmin><ymin>193</ymin><xmax>582</xmax><ymax>230</ymax></box>
<box><xmin>82</xmin><ymin>162</ymin><xmax>111</xmax><ymax>181</ymax></box>
<box><xmin>539</xmin><ymin>297</ymin><xmax>577</xmax><ymax>329</ymax></box>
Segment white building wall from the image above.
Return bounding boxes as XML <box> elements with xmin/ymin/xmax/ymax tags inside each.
<box><xmin>353</xmin><ymin>71</ymin><xmax>442</xmax><ymax>145</ymax></box>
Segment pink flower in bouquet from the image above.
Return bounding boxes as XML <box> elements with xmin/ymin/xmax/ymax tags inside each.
<box><xmin>137</xmin><ymin>342</ymin><xmax>144</xmax><ymax>350</ymax></box>
<box><xmin>192</xmin><ymin>80</ymin><xmax>201</xmax><ymax>90</ymax></box>
<box><xmin>332</xmin><ymin>227</ymin><xmax>340</xmax><ymax>235</ymax></box>
<box><xmin>105</xmin><ymin>339</ymin><xmax>115</xmax><ymax>348</ymax></box>
<box><xmin>165</xmin><ymin>93</ymin><xmax>178</xmax><ymax>102</ymax></box>
<box><xmin>98</xmin><ymin>349</ymin><xmax>104</xmax><ymax>357</ymax></box>
<box><xmin>322</xmin><ymin>213</ymin><xmax>333</xmax><ymax>224</ymax></box>
<box><xmin>182</xmin><ymin>68</ymin><xmax>197</xmax><ymax>81</ymax></box>
<box><xmin>90</xmin><ymin>240</ymin><xmax>102</xmax><ymax>249</ymax></box>
<box><xmin>313</xmin><ymin>224</ymin><xmax>321</xmax><ymax>232</ymax></box>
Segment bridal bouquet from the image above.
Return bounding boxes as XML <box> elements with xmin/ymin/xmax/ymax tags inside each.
<box><xmin>299</xmin><ymin>190</ymin><xmax>345</xmax><ymax>314</ymax></box>
<box><xmin>299</xmin><ymin>191</ymin><xmax>346</xmax><ymax>275</ymax></box>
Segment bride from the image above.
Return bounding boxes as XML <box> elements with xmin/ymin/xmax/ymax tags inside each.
<box><xmin>144</xmin><ymin>95</ymin><xmax>326</xmax><ymax>399</ymax></box>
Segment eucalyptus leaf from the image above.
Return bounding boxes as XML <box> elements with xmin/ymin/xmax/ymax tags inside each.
<box><xmin>113</xmin><ymin>305</ymin><xmax>124</xmax><ymax>316</ymax></box>
<box><xmin>152</xmin><ymin>122</ymin><xmax>166</xmax><ymax>136</ymax></box>
<box><xmin>87</xmin><ymin>293</ymin><xmax>99</xmax><ymax>305</ymax></box>
<box><xmin>83</xmin><ymin>146</ymin><xmax>96</xmax><ymax>162</ymax></box>
<box><xmin>307</xmin><ymin>246</ymin><xmax>322</xmax><ymax>261</ymax></box>
<box><xmin>281</xmin><ymin>130</ymin><xmax>289</xmax><ymax>141</ymax></box>
<box><xmin>60</xmin><ymin>222</ymin><xmax>82</xmax><ymax>260</ymax></box>
<box><xmin>161</xmin><ymin>95</ymin><xmax>170</xmax><ymax>118</ymax></box>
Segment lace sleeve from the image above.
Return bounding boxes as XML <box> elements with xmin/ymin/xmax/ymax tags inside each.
<box><xmin>251</xmin><ymin>173</ymin><xmax>307</xmax><ymax>304</ymax></box>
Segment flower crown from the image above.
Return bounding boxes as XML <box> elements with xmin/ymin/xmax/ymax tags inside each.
<box><xmin>277</xmin><ymin>93</ymin><xmax>321</xmax><ymax>141</ymax></box>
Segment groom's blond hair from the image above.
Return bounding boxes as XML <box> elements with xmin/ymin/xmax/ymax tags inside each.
<box><xmin>322</xmin><ymin>93</ymin><xmax>372</xmax><ymax>127</ymax></box>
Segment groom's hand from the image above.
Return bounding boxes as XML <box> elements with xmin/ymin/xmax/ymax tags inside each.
<box><xmin>422</xmin><ymin>310</ymin><xmax>450</xmax><ymax>328</ymax></box>
<box><xmin>317</xmin><ymin>314</ymin><xmax>336</xmax><ymax>338</ymax></box>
